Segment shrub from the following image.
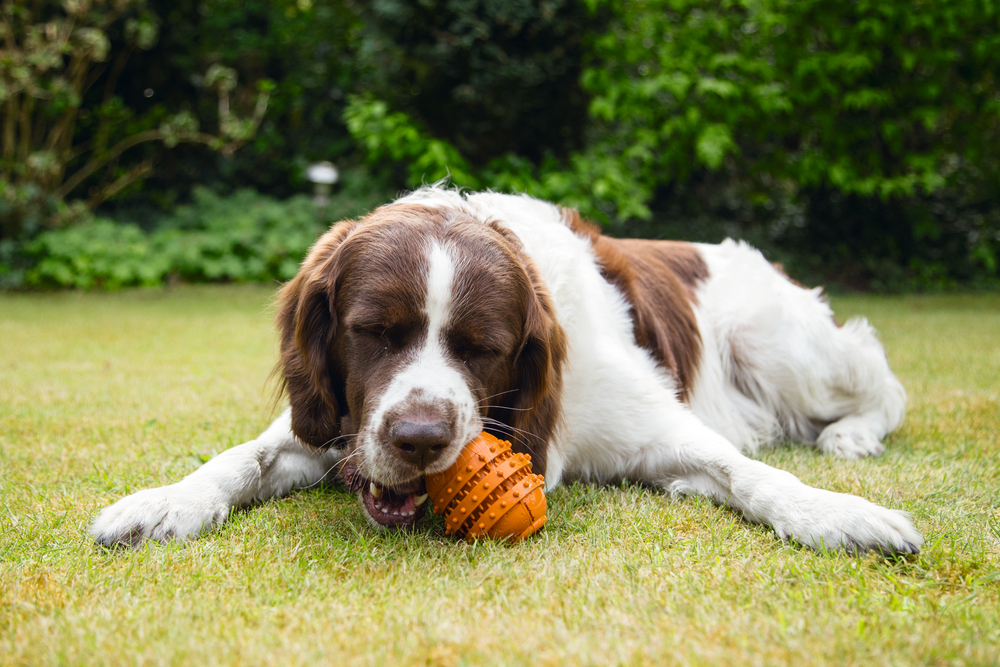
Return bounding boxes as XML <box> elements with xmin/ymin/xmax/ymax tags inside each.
<box><xmin>581</xmin><ymin>0</ymin><xmax>1000</xmax><ymax>202</ymax></box>
<box><xmin>577</xmin><ymin>0</ymin><xmax>1000</xmax><ymax>288</ymax></box>
<box><xmin>0</xmin><ymin>0</ymin><xmax>272</xmax><ymax>241</ymax></box>
<box><xmin>345</xmin><ymin>0</ymin><xmax>1000</xmax><ymax>290</ymax></box>
<box><xmin>25</xmin><ymin>220</ymin><xmax>169</xmax><ymax>289</ymax></box>
<box><xmin>19</xmin><ymin>182</ymin><xmax>391</xmax><ymax>290</ymax></box>
<box><xmin>154</xmin><ymin>188</ymin><xmax>324</xmax><ymax>283</ymax></box>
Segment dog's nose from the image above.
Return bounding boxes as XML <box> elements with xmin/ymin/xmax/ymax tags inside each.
<box><xmin>390</xmin><ymin>420</ymin><xmax>450</xmax><ymax>468</ymax></box>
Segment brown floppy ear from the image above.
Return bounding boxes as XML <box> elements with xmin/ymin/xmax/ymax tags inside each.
<box><xmin>501</xmin><ymin>257</ymin><xmax>566</xmax><ymax>475</ymax></box>
<box><xmin>277</xmin><ymin>221</ymin><xmax>357</xmax><ymax>449</ymax></box>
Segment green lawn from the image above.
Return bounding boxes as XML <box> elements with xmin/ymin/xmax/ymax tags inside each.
<box><xmin>1</xmin><ymin>286</ymin><xmax>998</xmax><ymax>666</ymax></box>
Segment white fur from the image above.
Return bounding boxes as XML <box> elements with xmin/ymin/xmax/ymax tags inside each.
<box><xmin>89</xmin><ymin>409</ymin><xmax>341</xmax><ymax>545</ymax></box>
<box><xmin>91</xmin><ymin>188</ymin><xmax>921</xmax><ymax>554</ymax></box>
<box><xmin>688</xmin><ymin>240</ymin><xmax>906</xmax><ymax>456</ymax></box>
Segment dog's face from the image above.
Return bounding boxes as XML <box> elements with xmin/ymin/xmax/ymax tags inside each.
<box><xmin>277</xmin><ymin>204</ymin><xmax>565</xmax><ymax>528</ymax></box>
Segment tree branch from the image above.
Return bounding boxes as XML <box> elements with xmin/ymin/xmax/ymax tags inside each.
<box><xmin>57</xmin><ymin>129</ymin><xmax>218</xmax><ymax>199</ymax></box>
<box><xmin>17</xmin><ymin>94</ymin><xmax>35</xmax><ymax>162</ymax></box>
<box><xmin>57</xmin><ymin>129</ymin><xmax>164</xmax><ymax>198</ymax></box>
<box><xmin>2</xmin><ymin>96</ymin><xmax>16</xmax><ymax>168</ymax></box>
<box><xmin>86</xmin><ymin>155</ymin><xmax>156</xmax><ymax>208</ymax></box>
<box><xmin>101</xmin><ymin>45</ymin><xmax>133</xmax><ymax>105</ymax></box>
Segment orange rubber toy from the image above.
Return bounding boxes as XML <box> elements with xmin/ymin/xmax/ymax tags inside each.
<box><xmin>425</xmin><ymin>432</ymin><xmax>547</xmax><ymax>542</ymax></box>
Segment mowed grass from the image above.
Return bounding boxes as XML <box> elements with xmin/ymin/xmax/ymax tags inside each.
<box><xmin>1</xmin><ymin>285</ymin><xmax>998</xmax><ymax>666</ymax></box>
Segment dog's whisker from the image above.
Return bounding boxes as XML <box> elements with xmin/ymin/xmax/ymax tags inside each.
<box><xmin>476</xmin><ymin>389</ymin><xmax>520</xmax><ymax>404</ymax></box>
<box><xmin>313</xmin><ymin>431</ymin><xmax>358</xmax><ymax>453</ymax></box>
<box><xmin>480</xmin><ymin>417</ymin><xmax>542</xmax><ymax>447</ymax></box>
<box><xmin>336</xmin><ymin>448</ymin><xmax>364</xmax><ymax>468</ymax></box>
<box><xmin>298</xmin><ymin>461</ymin><xmax>343</xmax><ymax>490</ymax></box>
<box><xmin>481</xmin><ymin>427</ymin><xmax>530</xmax><ymax>451</ymax></box>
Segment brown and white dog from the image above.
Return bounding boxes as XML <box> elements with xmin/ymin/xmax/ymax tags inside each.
<box><xmin>91</xmin><ymin>187</ymin><xmax>922</xmax><ymax>553</ymax></box>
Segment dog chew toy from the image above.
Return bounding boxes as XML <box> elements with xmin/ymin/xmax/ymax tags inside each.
<box><xmin>425</xmin><ymin>432</ymin><xmax>547</xmax><ymax>542</ymax></box>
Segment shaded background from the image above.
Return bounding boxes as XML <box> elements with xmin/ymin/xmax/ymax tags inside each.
<box><xmin>2</xmin><ymin>0</ymin><xmax>999</xmax><ymax>291</ymax></box>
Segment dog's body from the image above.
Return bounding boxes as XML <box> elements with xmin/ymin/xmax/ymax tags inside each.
<box><xmin>91</xmin><ymin>188</ymin><xmax>922</xmax><ymax>553</ymax></box>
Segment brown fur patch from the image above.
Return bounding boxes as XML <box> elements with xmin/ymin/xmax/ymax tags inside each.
<box><xmin>275</xmin><ymin>219</ymin><xmax>359</xmax><ymax>449</ymax></box>
<box><xmin>563</xmin><ymin>208</ymin><xmax>708</xmax><ymax>401</ymax></box>
<box><xmin>474</xmin><ymin>222</ymin><xmax>566</xmax><ymax>472</ymax></box>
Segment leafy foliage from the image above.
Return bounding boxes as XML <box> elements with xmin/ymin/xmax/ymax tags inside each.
<box><xmin>344</xmin><ymin>95</ymin><xmax>478</xmax><ymax>188</ymax></box>
<box><xmin>4</xmin><ymin>0</ymin><xmax>1000</xmax><ymax>291</ymax></box>
<box><xmin>576</xmin><ymin>0</ymin><xmax>1000</xmax><ymax>288</ymax></box>
<box><xmin>354</xmin><ymin>0</ymin><xmax>598</xmax><ymax>165</ymax></box>
<box><xmin>343</xmin><ymin>95</ymin><xmax>652</xmax><ymax>222</ymax></box>
<box><xmin>19</xmin><ymin>181</ymin><xmax>385</xmax><ymax>289</ymax></box>
<box><xmin>26</xmin><ymin>218</ymin><xmax>168</xmax><ymax>289</ymax></box>
<box><xmin>580</xmin><ymin>0</ymin><xmax>1000</xmax><ymax>200</ymax></box>
<box><xmin>345</xmin><ymin>0</ymin><xmax>1000</xmax><ymax>289</ymax></box>
<box><xmin>0</xmin><ymin>0</ymin><xmax>271</xmax><ymax>240</ymax></box>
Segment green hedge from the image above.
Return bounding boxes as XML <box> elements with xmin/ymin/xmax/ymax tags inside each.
<box><xmin>343</xmin><ymin>0</ymin><xmax>1000</xmax><ymax>290</ymax></box>
<box><xmin>26</xmin><ymin>221</ymin><xmax>170</xmax><ymax>290</ymax></box>
<box><xmin>5</xmin><ymin>0</ymin><xmax>1000</xmax><ymax>291</ymax></box>
<box><xmin>598</xmin><ymin>0</ymin><xmax>1000</xmax><ymax>289</ymax></box>
<box><xmin>16</xmin><ymin>182</ymin><xmax>391</xmax><ymax>289</ymax></box>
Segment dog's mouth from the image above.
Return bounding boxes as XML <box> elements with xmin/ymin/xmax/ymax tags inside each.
<box><xmin>342</xmin><ymin>465</ymin><xmax>429</xmax><ymax>528</ymax></box>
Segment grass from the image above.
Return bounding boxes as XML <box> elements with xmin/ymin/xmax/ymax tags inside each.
<box><xmin>1</xmin><ymin>285</ymin><xmax>998</xmax><ymax>666</ymax></box>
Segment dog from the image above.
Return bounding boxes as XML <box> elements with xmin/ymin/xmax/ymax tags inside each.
<box><xmin>90</xmin><ymin>187</ymin><xmax>922</xmax><ymax>554</ymax></box>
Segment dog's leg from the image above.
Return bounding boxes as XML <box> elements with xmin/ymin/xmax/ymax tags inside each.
<box><xmin>695</xmin><ymin>241</ymin><xmax>907</xmax><ymax>458</ymax></box>
<box><xmin>89</xmin><ymin>409</ymin><xmax>341</xmax><ymax>547</ymax></box>
<box><xmin>734</xmin><ymin>311</ymin><xmax>907</xmax><ymax>460</ymax></box>
<box><xmin>809</xmin><ymin>319</ymin><xmax>907</xmax><ymax>459</ymax></box>
<box><xmin>747</xmin><ymin>306</ymin><xmax>908</xmax><ymax>460</ymax></box>
<box><xmin>630</xmin><ymin>406</ymin><xmax>922</xmax><ymax>554</ymax></box>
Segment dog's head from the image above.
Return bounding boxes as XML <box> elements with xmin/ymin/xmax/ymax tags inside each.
<box><xmin>277</xmin><ymin>203</ymin><xmax>565</xmax><ymax>528</ymax></box>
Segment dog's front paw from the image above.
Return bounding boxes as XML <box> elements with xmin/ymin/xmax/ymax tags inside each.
<box><xmin>773</xmin><ymin>490</ymin><xmax>923</xmax><ymax>555</ymax></box>
<box><xmin>817</xmin><ymin>419</ymin><xmax>885</xmax><ymax>459</ymax></box>
<box><xmin>90</xmin><ymin>484</ymin><xmax>230</xmax><ymax>548</ymax></box>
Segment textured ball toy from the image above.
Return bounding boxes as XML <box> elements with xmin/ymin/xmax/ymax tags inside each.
<box><xmin>425</xmin><ymin>432</ymin><xmax>547</xmax><ymax>542</ymax></box>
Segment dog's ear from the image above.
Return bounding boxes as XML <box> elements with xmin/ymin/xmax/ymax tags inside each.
<box><xmin>504</xmin><ymin>255</ymin><xmax>566</xmax><ymax>475</ymax></box>
<box><xmin>277</xmin><ymin>221</ymin><xmax>357</xmax><ymax>449</ymax></box>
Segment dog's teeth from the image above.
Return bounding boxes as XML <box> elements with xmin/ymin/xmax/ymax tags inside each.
<box><xmin>370</xmin><ymin>482</ymin><xmax>383</xmax><ymax>499</ymax></box>
<box><xmin>380</xmin><ymin>507</ymin><xmax>388</xmax><ymax>514</ymax></box>
<box><xmin>414</xmin><ymin>493</ymin><xmax>428</xmax><ymax>506</ymax></box>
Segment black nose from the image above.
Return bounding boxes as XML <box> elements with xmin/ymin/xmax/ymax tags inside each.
<box><xmin>390</xmin><ymin>420</ymin><xmax>450</xmax><ymax>468</ymax></box>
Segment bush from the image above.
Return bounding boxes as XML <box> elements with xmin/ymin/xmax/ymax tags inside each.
<box><xmin>344</xmin><ymin>0</ymin><xmax>1000</xmax><ymax>290</ymax></box>
<box><xmin>154</xmin><ymin>189</ymin><xmax>324</xmax><ymax>283</ymax></box>
<box><xmin>582</xmin><ymin>0</ymin><xmax>1000</xmax><ymax>200</ymax></box>
<box><xmin>26</xmin><ymin>220</ymin><xmax>169</xmax><ymax>290</ymax></box>
<box><xmin>578</xmin><ymin>0</ymin><xmax>1000</xmax><ymax>289</ymax></box>
<box><xmin>0</xmin><ymin>0</ymin><xmax>271</xmax><ymax>240</ymax></box>
<box><xmin>19</xmin><ymin>181</ymin><xmax>388</xmax><ymax>290</ymax></box>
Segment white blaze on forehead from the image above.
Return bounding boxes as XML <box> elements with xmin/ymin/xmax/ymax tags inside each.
<box><xmin>424</xmin><ymin>241</ymin><xmax>456</xmax><ymax>343</ymax></box>
<box><xmin>403</xmin><ymin>240</ymin><xmax>461</xmax><ymax>399</ymax></box>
